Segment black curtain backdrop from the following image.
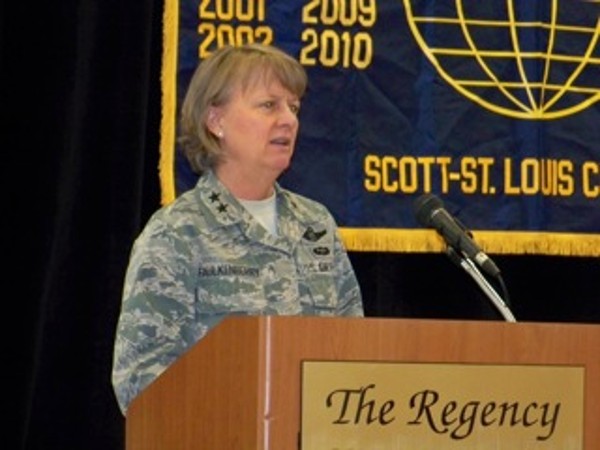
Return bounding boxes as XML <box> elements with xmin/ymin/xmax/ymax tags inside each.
<box><xmin>8</xmin><ymin>3</ymin><xmax>599</xmax><ymax>450</ymax></box>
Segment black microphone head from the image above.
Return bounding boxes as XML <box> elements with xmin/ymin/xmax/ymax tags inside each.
<box><xmin>414</xmin><ymin>193</ymin><xmax>444</xmax><ymax>227</ymax></box>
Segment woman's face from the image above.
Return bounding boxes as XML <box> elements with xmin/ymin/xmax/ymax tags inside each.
<box><xmin>210</xmin><ymin>76</ymin><xmax>301</xmax><ymax>181</ymax></box>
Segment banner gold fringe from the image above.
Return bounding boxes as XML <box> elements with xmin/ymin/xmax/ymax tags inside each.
<box><xmin>340</xmin><ymin>228</ymin><xmax>600</xmax><ymax>257</ymax></box>
<box><xmin>159</xmin><ymin>0</ymin><xmax>179</xmax><ymax>206</ymax></box>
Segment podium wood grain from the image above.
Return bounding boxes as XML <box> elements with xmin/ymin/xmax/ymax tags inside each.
<box><xmin>126</xmin><ymin>316</ymin><xmax>600</xmax><ymax>449</ymax></box>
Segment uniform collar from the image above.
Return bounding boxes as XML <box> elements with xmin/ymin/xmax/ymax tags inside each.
<box><xmin>194</xmin><ymin>171</ymin><xmax>316</xmax><ymax>248</ymax></box>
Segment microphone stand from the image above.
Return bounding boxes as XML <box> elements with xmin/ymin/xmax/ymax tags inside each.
<box><xmin>446</xmin><ymin>247</ymin><xmax>517</xmax><ymax>323</ymax></box>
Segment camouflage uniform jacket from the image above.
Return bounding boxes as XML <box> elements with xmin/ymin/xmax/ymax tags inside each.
<box><xmin>112</xmin><ymin>170</ymin><xmax>364</xmax><ymax>414</ymax></box>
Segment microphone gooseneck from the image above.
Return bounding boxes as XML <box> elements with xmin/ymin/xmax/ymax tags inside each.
<box><xmin>413</xmin><ymin>193</ymin><xmax>516</xmax><ymax>322</ymax></box>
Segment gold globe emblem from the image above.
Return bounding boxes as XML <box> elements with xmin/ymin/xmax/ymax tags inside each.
<box><xmin>403</xmin><ymin>0</ymin><xmax>600</xmax><ymax>119</ymax></box>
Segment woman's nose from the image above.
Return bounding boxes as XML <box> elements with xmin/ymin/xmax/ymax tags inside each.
<box><xmin>279</xmin><ymin>104</ymin><xmax>299</xmax><ymax>124</ymax></box>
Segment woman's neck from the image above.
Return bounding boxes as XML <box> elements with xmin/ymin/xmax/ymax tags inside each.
<box><xmin>214</xmin><ymin>166</ymin><xmax>277</xmax><ymax>200</ymax></box>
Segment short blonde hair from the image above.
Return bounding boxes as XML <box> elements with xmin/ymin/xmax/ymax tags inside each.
<box><xmin>179</xmin><ymin>44</ymin><xmax>308</xmax><ymax>174</ymax></box>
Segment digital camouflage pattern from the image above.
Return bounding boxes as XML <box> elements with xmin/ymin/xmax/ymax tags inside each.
<box><xmin>112</xmin><ymin>170</ymin><xmax>363</xmax><ymax>413</ymax></box>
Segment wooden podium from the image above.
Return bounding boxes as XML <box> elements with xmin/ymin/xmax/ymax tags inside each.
<box><xmin>126</xmin><ymin>317</ymin><xmax>600</xmax><ymax>449</ymax></box>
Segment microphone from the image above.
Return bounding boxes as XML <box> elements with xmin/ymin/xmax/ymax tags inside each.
<box><xmin>414</xmin><ymin>194</ymin><xmax>501</xmax><ymax>278</ymax></box>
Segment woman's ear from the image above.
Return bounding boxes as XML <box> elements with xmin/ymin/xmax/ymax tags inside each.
<box><xmin>206</xmin><ymin>107</ymin><xmax>222</xmax><ymax>136</ymax></box>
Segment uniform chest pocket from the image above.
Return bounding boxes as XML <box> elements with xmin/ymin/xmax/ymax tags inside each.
<box><xmin>195</xmin><ymin>263</ymin><xmax>267</xmax><ymax>314</ymax></box>
<box><xmin>298</xmin><ymin>254</ymin><xmax>337</xmax><ymax>312</ymax></box>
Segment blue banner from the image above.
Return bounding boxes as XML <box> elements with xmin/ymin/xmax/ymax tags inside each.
<box><xmin>160</xmin><ymin>0</ymin><xmax>600</xmax><ymax>256</ymax></box>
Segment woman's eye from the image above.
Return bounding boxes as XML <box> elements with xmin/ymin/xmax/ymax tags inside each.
<box><xmin>289</xmin><ymin>104</ymin><xmax>300</xmax><ymax>114</ymax></box>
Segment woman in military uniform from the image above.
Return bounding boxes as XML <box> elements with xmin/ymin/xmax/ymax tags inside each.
<box><xmin>112</xmin><ymin>43</ymin><xmax>364</xmax><ymax>414</ymax></box>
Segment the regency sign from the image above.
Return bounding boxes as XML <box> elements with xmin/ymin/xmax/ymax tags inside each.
<box><xmin>301</xmin><ymin>361</ymin><xmax>584</xmax><ymax>449</ymax></box>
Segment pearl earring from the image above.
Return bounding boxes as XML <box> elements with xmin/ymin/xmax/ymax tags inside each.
<box><xmin>217</xmin><ymin>130</ymin><xmax>224</xmax><ymax>138</ymax></box>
